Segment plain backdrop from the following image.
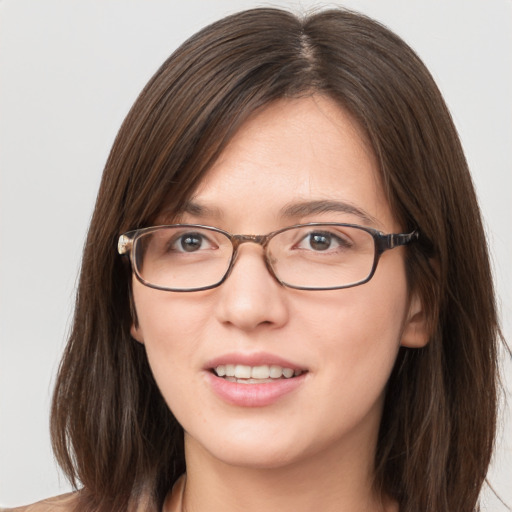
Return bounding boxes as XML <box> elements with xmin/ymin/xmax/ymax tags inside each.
<box><xmin>1</xmin><ymin>0</ymin><xmax>511</xmax><ymax>508</ymax></box>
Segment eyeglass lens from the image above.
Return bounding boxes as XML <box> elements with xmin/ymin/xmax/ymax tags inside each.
<box><xmin>133</xmin><ymin>225</ymin><xmax>377</xmax><ymax>291</ymax></box>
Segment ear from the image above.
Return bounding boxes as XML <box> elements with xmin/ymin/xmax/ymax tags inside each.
<box><xmin>128</xmin><ymin>284</ymin><xmax>144</xmax><ymax>343</ymax></box>
<box><xmin>130</xmin><ymin>323</ymin><xmax>145</xmax><ymax>344</ymax></box>
<box><xmin>400</xmin><ymin>291</ymin><xmax>429</xmax><ymax>348</ymax></box>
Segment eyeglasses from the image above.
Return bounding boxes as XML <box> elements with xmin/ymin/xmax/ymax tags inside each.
<box><xmin>118</xmin><ymin>223</ymin><xmax>418</xmax><ymax>292</ymax></box>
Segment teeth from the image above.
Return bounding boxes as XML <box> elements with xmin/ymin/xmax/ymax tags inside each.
<box><xmin>251</xmin><ymin>365</ymin><xmax>270</xmax><ymax>379</ymax></box>
<box><xmin>214</xmin><ymin>364</ymin><xmax>302</xmax><ymax>380</ymax></box>
<box><xmin>282</xmin><ymin>368</ymin><xmax>294</xmax><ymax>378</ymax></box>
<box><xmin>235</xmin><ymin>364</ymin><xmax>252</xmax><ymax>379</ymax></box>
<box><xmin>269</xmin><ymin>365</ymin><xmax>283</xmax><ymax>378</ymax></box>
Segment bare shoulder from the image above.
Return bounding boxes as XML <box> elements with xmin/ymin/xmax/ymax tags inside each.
<box><xmin>1</xmin><ymin>493</ymin><xmax>78</xmax><ymax>512</ymax></box>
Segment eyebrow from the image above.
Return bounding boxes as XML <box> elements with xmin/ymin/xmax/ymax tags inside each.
<box><xmin>177</xmin><ymin>201</ymin><xmax>223</xmax><ymax>219</ymax></box>
<box><xmin>176</xmin><ymin>199</ymin><xmax>379</xmax><ymax>227</ymax></box>
<box><xmin>280</xmin><ymin>200</ymin><xmax>379</xmax><ymax>226</ymax></box>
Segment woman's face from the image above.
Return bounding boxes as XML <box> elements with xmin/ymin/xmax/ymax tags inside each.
<box><xmin>131</xmin><ymin>95</ymin><xmax>425</xmax><ymax>471</ymax></box>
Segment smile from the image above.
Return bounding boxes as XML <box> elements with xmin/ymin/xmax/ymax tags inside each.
<box><xmin>205</xmin><ymin>356</ymin><xmax>308</xmax><ymax>407</ymax></box>
<box><xmin>213</xmin><ymin>364</ymin><xmax>304</xmax><ymax>382</ymax></box>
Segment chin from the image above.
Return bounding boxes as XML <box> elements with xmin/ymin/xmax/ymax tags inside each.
<box><xmin>186</xmin><ymin>425</ymin><xmax>313</xmax><ymax>470</ymax></box>
<box><xmin>212</xmin><ymin>444</ymin><xmax>304</xmax><ymax>470</ymax></box>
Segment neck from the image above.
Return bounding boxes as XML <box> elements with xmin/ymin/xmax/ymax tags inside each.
<box><xmin>179</xmin><ymin>428</ymin><xmax>395</xmax><ymax>512</ymax></box>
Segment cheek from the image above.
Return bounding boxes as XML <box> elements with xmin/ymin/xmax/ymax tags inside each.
<box><xmin>297</xmin><ymin>260</ymin><xmax>409</xmax><ymax>392</ymax></box>
<box><xmin>288</xmin><ymin>293</ymin><xmax>405</xmax><ymax>447</ymax></box>
<box><xmin>297</xmin><ymin>281</ymin><xmax>407</xmax><ymax>350</ymax></box>
<box><xmin>132</xmin><ymin>285</ymin><xmax>213</xmax><ymax>397</ymax></box>
<box><xmin>134</xmin><ymin>284</ymin><xmax>213</xmax><ymax>346</ymax></box>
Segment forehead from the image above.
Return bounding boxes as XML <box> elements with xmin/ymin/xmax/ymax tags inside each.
<box><xmin>183</xmin><ymin>95</ymin><xmax>396</xmax><ymax>232</ymax></box>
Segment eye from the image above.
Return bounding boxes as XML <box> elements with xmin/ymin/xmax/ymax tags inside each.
<box><xmin>173</xmin><ymin>232</ymin><xmax>213</xmax><ymax>253</ymax></box>
<box><xmin>296</xmin><ymin>231</ymin><xmax>350</xmax><ymax>252</ymax></box>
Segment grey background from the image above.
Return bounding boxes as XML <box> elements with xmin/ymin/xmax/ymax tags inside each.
<box><xmin>1</xmin><ymin>0</ymin><xmax>510</xmax><ymax>507</ymax></box>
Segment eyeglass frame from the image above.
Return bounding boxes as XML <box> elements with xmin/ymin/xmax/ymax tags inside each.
<box><xmin>118</xmin><ymin>222</ymin><xmax>419</xmax><ymax>292</ymax></box>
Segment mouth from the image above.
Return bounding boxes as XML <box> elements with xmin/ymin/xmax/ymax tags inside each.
<box><xmin>211</xmin><ymin>364</ymin><xmax>306</xmax><ymax>384</ymax></box>
<box><xmin>205</xmin><ymin>355</ymin><xmax>308</xmax><ymax>406</ymax></box>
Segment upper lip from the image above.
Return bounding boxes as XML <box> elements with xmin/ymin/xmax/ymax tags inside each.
<box><xmin>204</xmin><ymin>352</ymin><xmax>307</xmax><ymax>371</ymax></box>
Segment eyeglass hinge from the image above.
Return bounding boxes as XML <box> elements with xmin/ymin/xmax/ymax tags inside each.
<box><xmin>388</xmin><ymin>231</ymin><xmax>418</xmax><ymax>249</ymax></box>
<box><xmin>118</xmin><ymin>234</ymin><xmax>131</xmax><ymax>255</ymax></box>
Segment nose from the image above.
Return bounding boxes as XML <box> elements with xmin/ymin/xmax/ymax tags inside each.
<box><xmin>214</xmin><ymin>244</ymin><xmax>289</xmax><ymax>332</ymax></box>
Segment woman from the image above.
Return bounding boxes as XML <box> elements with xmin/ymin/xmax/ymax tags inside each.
<box><xmin>8</xmin><ymin>7</ymin><xmax>501</xmax><ymax>512</ymax></box>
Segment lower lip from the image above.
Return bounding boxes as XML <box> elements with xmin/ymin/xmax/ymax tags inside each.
<box><xmin>206</xmin><ymin>372</ymin><xmax>306</xmax><ymax>407</ymax></box>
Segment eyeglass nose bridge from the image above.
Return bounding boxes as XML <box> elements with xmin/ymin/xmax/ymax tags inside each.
<box><xmin>225</xmin><ymin>233</ymin><xmax>281</xmax><ymax>285</ymax></box>
<box><xmin>230</xmin><ymin>233</ymin><xmax>271</xmax><ymax>250</ymax></box>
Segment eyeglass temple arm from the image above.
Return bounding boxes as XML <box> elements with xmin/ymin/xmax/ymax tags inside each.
<box><xmin>376</xmin><ymin>230</ymin><xmax>419</xmax><ymax>252</ymax></box>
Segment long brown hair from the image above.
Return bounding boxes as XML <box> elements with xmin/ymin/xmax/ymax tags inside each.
<box><xmin>51</xmin><ymin>8</ymin><xmax>501</xmax><ymax>512</ymax></box>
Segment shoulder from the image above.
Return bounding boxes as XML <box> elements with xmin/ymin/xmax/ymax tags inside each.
<box><xmin>1</xmin><ymin>493</ymin><xmax>78</xmax><ymax>512</ymax></box>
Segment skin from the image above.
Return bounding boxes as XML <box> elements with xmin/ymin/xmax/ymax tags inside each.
<box><xmin>132</xmin><ymin>95</ymin><xmax>427</xmax><ymax>512</ymax></box>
